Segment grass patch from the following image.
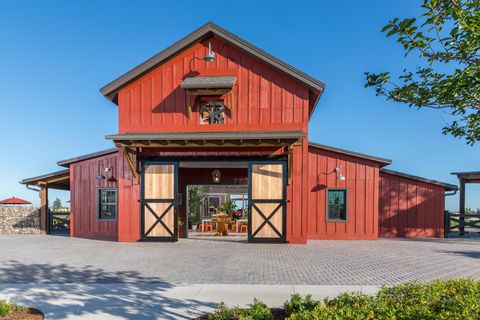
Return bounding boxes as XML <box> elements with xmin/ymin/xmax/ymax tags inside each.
<box><xmin>0</xmin><ymin>300</ymin><xmax>43</xmax><ymax>319</ymax></box>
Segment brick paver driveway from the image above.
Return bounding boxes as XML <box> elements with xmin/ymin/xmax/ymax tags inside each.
<box><xmin>1</xmin><ymin>235</ymin><xmax>479</xmax><ymax>285</ymax></box>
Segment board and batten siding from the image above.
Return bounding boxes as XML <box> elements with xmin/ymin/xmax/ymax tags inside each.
<box><xmin>70</xmin><ymin>152</ymin><xmax>119</xmax><ymax>239</ymax></box>
<box><xmin>379</xmin><ymin>171</ymin><xmax>445</xmax><ymax>238</ymax></box>
<box><xmin>307</xmin><ymin>146</ymin><xmax>380</xmax><ymax>240</ymax></box>
<box><xmin>117</xmin><ymin>37</ymin><xmax>310</xmax><ymax>134</ymax></box>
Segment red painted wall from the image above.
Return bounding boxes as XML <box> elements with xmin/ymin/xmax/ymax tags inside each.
<box><xmin>70</xmin><ymin>152</ymin><xmax>119</xmax><ymax>239</ymax></box>
<box><xmin>379</xmin><ymin>171</ymin><xmax>445</xmax><ymax>238</ymax></box>
<box><xmin>307</xmin><ymin>145</ymin><xmax>380</xmax><ymax>240</ymax></box>
<box><xmin>117</xmin><ymin>37</ymin><xmax>310</xmax><ymax>134</ymax></box>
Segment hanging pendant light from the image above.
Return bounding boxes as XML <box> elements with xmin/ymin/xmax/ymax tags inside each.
<box><xmin>204</xmin><ymin>42</ymin><xmax>215</xmax><ymax>62</ymax></box>
<box><xmin>212</xmin><ymin>169</ymin><xmax>221</xmax><ymax>183</ymax></box>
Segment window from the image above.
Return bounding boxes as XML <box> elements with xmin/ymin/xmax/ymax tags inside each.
<box><xmin>327</xmin><ymin>189</ymin><xmax>347</xmax><ymax>222</ymax></box>
<box><xmin>200</xmin><ymin>101</ymin><xmax>225</xmax><ymax>124</ymax></box>
<box><xmin>98</xmin><ymin>188</ymin><xmax>117</xmax><ymax>220</ymax></box>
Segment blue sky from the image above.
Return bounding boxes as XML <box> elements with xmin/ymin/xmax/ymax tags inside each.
<box><xmin>0</xmin><ymin>0</ymin><xmax>478</xmax><ymax>210</ymax></box>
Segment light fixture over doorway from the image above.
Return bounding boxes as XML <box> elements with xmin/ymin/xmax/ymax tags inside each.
<box><xmin>212</xmin><ymin>169</ymin><xmax>221</xmax><ymax>183</ymax></box>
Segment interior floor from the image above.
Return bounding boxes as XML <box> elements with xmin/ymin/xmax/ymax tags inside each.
<box><xmin>186</xmin><ymin>230</ymin><xmax>247</xmax><ymax>242</ymax></box>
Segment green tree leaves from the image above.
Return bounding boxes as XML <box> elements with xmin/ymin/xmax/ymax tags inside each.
<box><xmin>365</xmin><ymin>0</ymin><xmax>480</xmax><ymax>145</ymax></box>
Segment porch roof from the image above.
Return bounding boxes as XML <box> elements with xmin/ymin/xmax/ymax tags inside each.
<box><xmin>451</xmin><ymin>171</ymin><xmax>480</xmax><ymax>183</ymax></box>
<box><xmin>180</xmin><ymin>76</ymin><xmax>236</xmax><ymax>90</ymax></box>
<box><xmin>20</xmin><ymin>169</ymin><xmax>70</xmax><ymax>191</ymax></box>
<box><xmin>105</xmin><ymin>130</ymin><xmax>305</xmax><ymax>148</ymax></box>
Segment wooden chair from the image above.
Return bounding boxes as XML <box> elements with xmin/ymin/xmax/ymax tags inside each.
<box><xmin>198</xmin><ymin>223</ymin><xmax>212</xmax><ymax>232</ymax></box>
<box><xmin>230</xmin><ymin>223</ymin><xmax>237</xmax><ymax>233</ymax></box>
<box><xmin>239</xmin><ymin>224</ymin><xmax>248</xmax><ymax>233</ymax></box>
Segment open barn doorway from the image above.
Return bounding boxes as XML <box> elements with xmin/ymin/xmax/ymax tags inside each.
<box><xmin>179</xmin><ymin>160</ymin><xmax>249</xmax><ymax>242</ymax></box>
<box><xmin>185</xmin><ymin>184</ymin><xmax>248</xmax><ymax>242</ymax></box>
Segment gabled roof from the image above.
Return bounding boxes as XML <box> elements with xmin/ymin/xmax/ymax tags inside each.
<box><xmin>308</xmin><ymin>142</ymin><xmax>392</xmax><ymax>167</ymax></box>
<box><xmin>57</xmin><ymin>148</ymin><xmax>118</xmax><ymax>167</ymax></box>
<box><xmin>100</xmin><ymin>22</ymin><xmax>325</xmax><ymax>109</ymax></box>
<box><xmin>381</xmin><ymin>169</ymin><xmax>457</xmax><ymax>191</ymax></box>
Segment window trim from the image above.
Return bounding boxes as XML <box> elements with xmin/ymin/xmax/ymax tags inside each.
<box><xmin>97</xmin><ymin>188</ymin><xmax>118</xmax><ymax>221</ymax></box>
<box><xmin>326</xmin><ymin>188</ymin><xmax>348</xmax><ymax>223</ymax></box>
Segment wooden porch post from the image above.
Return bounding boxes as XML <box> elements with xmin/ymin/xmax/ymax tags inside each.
<box><xmin>39</xmin><ymin>184</ymin><xmax>48</xmax><ymax>234</ymax></box>
<box><xmin>459</xmin><ymin>177</ymin><xmax>466</xmax><ymax>235</ymax></box>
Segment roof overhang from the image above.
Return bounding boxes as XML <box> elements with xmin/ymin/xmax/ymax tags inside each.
<box><xmin>382</xmin><ymin>169</ymin><xmax>458</xmax><ymax>191</ymax></box>
<box><xmin>57</xmin><ymin>148</ymin><xmax>118</xmax><ymax>167</ymax></box>
<box><xmin>451</xmin><ymin>171</ymin><xmax>480</xmax><ymax>183</ymax></box>
<box><xmin>308</xmin><ymin>142</ymin><xmax>392</xmax><ymax>167</ymax></box>
<box><xmin>99</xmin><ymin>22</ymin><xmax>325</xmax><ymax>114</ymax></box>
<box><xmin>20</xmin><ymin>169</ymin><xmax>70</xmax><ymax>191</ymax></box>
<box><xmin>106</xmin><ymin>130</ymin><xmax>305</xmax><ymax>148</ymax></box>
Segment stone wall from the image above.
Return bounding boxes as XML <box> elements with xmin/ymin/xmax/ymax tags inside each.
<box><xmin>0</xmin><ymin>207</ymin><xmax>40</xmax><ymax>234</ymax></box>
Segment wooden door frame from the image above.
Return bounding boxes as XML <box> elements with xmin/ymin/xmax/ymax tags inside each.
<box><xmin>248</xmin><ymin>160</ymin><xmax>287</xmax><ymax>243</ymax></box>
<box><xmin>140</xmin><ymin>161</ymin><xmax>179</xmax><ymax>242</ymax></box>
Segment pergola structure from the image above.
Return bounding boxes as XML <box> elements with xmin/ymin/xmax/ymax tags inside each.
<box><xmin>451</xmin><ymin>171</ymin><xmax>480</xmax><ymax>234</ymax></box>
<box><xmin>20</xmin><ymin>169</ymin><xmax>70</xmax><ymax>234</ymax></box>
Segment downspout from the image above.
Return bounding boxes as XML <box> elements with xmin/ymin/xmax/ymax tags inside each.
<box><xmin>25</xmin><ymin>184</ymin><xmax>40</xmax><ymax>193</ymax></box>
<box><xmin>443</xmin><ymin>188</ymin><xmax>458</xmax><ymax>238</ymax></box>
<box><xmin>444</xmin><ymin>189</ymin><xmax>458</xmax><ymax>197</ymax></box>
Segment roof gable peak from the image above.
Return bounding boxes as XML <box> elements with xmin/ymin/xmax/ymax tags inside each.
<box><xmin>100</xmin><ymin>21</ymin><xmax>325</xmax><ymax>111</ymax></box>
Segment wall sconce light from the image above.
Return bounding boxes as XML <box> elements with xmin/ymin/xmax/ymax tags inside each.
<box><xmin>97</xmin><ymin>166</ymin><xmax>114</xmax><ymax>180</ymax></box>
<box><xmin>334</xmin><ymin>167</ymin><xmax>346</xmax><ymax>181</ymax></box>
<box><xmin>204</xmin><ymin>42</ymin><xmax>215</xmax><ymax>62</ymax></box>
<box><xmin>212</xmin><ymin>169</ymin><xmax>221</xmax><ymax>183</ymax></box>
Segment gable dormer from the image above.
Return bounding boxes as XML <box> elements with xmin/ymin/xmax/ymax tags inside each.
<box><xmin>100</xmin><ymin>22</ymin><xmax>324</xmax><ymax>134</ymax></box>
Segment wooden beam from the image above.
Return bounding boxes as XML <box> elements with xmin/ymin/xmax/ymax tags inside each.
<box><xmin>115</xmin><ymin>139</ymin><xmax>296</xmax><ymax>148</ymax></box>
<box><xmin>39</xmin><ymin>184</ymin><xmax>48</xmax><ymax>235</ymax></box>
<box><xmin>459</xmin><ymin>177</ymin><xmax>466</xmax><ymax>235</ymax></box>
<box><xmin>287</xmin><ymin>144</ymin><xmax>294</xmax><ymax>185</ymax></box>
<box><xmin>186</xmin><ymin>88</ymin><xmax>231</xmax><ymax>96</ymax></box>
<box><xmin>123</xmin><ymin>147</ymin><xmax>138</xmax><ymax>179</ymax></box>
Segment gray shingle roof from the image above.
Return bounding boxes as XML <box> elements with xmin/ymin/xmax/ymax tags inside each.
<box><xmin>180</xmin><ymin>76</ymin><xmax>236</xmax><ymax>89</ymax></box>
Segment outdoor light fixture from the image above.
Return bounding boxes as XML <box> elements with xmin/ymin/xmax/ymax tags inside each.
<box><xmin>334</xmin><ymin>167</ymin><xmax>346</xmax><ymax>181</ymax></box>
<box><xmin>212</xmin><ymin>169</ymin><xmax>221</xmax><ymax>183</ymax></box>
<box><xmin>204</xmin><ymin>42</ymin><xmax>215</xmax><ymax>62</ymax></box>
<box><xmin>97</xmin><ymin>166</ymin><xmax>112</xmax><ymax>180</ymax></box>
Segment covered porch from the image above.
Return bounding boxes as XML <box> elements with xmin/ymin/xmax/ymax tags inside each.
<box><xmin>20</xmin><ymin>169</ymin><xmax>70</xmax><ymax>234</ymax></box>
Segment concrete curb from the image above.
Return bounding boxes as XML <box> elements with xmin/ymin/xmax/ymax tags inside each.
<box><xmin>0</xmin><ymin>283</ymin><xmax>379</xmax><ymax>320</ymax></box>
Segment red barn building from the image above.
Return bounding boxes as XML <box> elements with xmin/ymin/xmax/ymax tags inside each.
<box><xmin>21</xmin><ymin>22</ymin><xmax>456</xmax><ymax>243</ymax></box>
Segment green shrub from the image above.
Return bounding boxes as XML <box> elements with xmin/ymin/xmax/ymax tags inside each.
<box><xmin>242</xmin><ymin>299</ymin><xmax>273</xmax><ymax>320</ymax></box>
<box><xmin>0</xmin><ymin>300</ymin><xmax>15</xmax><ymax>317</ymax></box>
<box><xmin>284</xmin><ymin>294</ymin><xmax>319</xmax><ymax>316</ymax></box>
<box><xmin>285</xmin><ymin>278</ymin><xmax>480</xmax><ymax>320</ymax></box>
<box><xmin>208</xmin><ymin>299</ymin><xmax>273</xmax><ymax>320</ymax></box>
<box><xmin>208</xmin><ymin>302</ymin><xmax>240</xmax><ymax>320</ymax></box>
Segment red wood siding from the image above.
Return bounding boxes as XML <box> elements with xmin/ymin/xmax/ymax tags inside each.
<box><xmin>379</xmin><ymin>172</ymin><xmax>445</xmax><ymax>238</ymax></box>
<box><xmin>117</xmin><ymin>37</ymin><xmax>310</xmax><ymax>134</ymax></box>
<box><xmin>307</xmin><ymin>146</ymin><xmax>380</xmax><ymax>240</ymax></box>
<box><xmin>70</xmin><ymin>152</ymin><xmax>119</xmax><ymax>239</ymax></box>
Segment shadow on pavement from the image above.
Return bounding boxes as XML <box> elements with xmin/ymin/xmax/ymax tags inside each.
<box><xmin>0</xmin><ymin>260</ymin><xmax>213</xmax><ymax>320</ymax></box>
